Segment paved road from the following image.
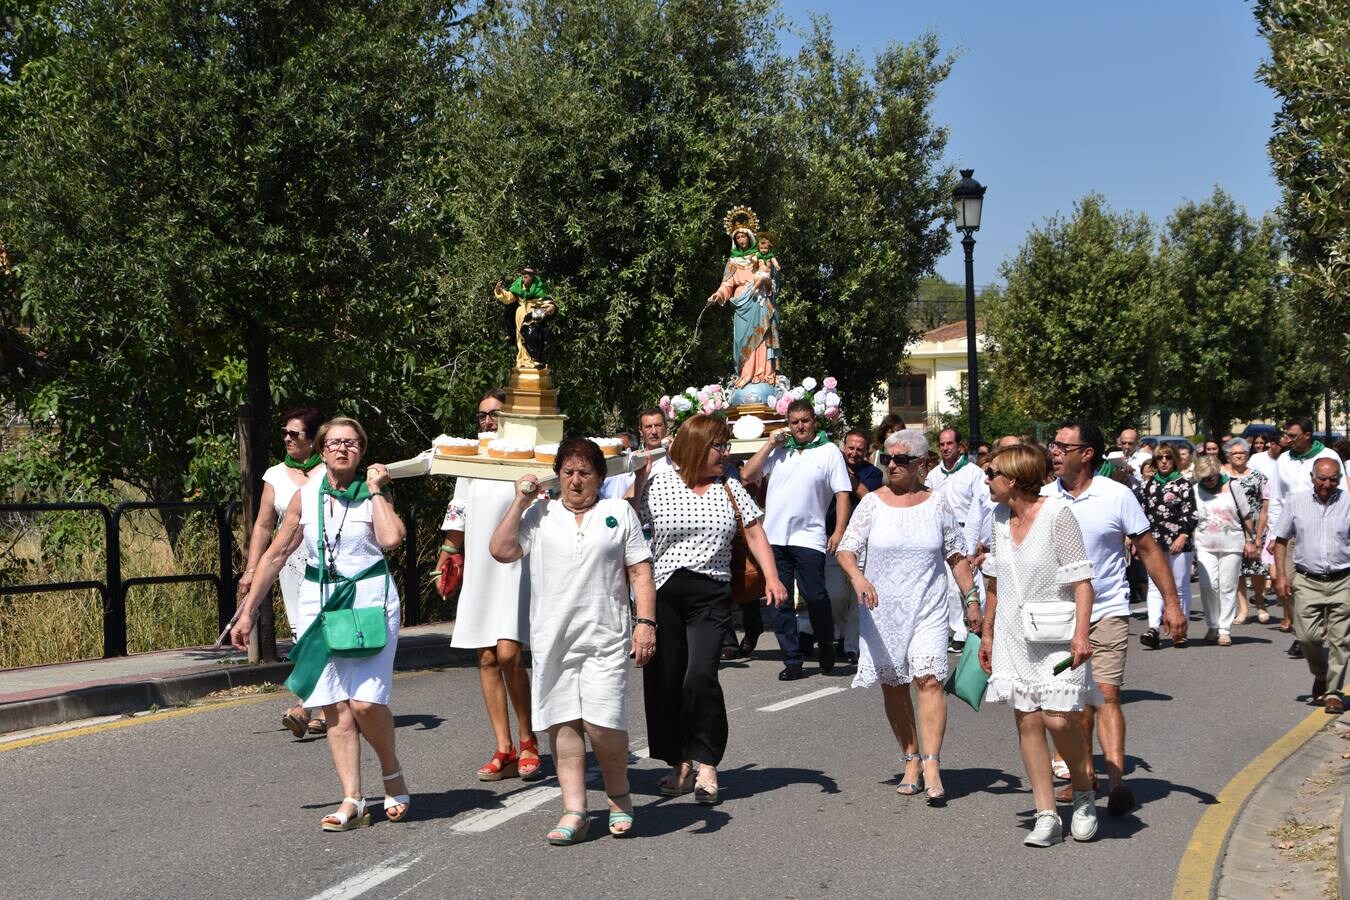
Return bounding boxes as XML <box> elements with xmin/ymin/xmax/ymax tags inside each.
<box><xmin>0</xmin><ymin>608</ymin><xmax>1316</xmax><ymax>899</ymax></box>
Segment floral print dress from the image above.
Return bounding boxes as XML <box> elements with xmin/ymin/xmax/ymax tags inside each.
<box><xmin>1135</xmin><ymin>475</ymin><xmax>1198</xmax><ymax>555</ymax></box>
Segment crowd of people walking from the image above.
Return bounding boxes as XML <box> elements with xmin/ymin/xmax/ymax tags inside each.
<box><xmin>233</xmin><ymin>401</ymin><xmax>1349</xmax><ymax>848</ymax></box>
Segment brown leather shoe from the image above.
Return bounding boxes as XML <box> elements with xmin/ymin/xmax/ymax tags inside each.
<box><xmin>1325</xmin><ymin>695</ymin><xmax>1344</xmax><ymax>715</ymax></box>
<box><xmin>1055</xmin><ymin>778</ymin><xmax>1103</xmax><ymax>803</ymax></box>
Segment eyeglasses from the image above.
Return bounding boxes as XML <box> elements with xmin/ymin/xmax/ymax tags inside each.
<box><xmin>1048</xmin><ymin>440</ymin><xmax>1088</xmax><ymax>454</ymax></box>
<box><xmin>879</xmin><ymin>453</ymin><xmax>918</xmax><ymax>467</ymax></box>
<box><xmin>474</xmin><ymin>410</ymin><xmax>501</xmax><ymax>421</ymax></box>
<box><xmin>323</xmin><ymin>438</ymin><xmax>361</xmax><ymax>451</ymax></box>
<box><xmin>711</xmin><ymin>442</ymin><xmax>732</xmax><ymax>453</ymax></box>
<box><xmin>983</xmin><ymin>466</ymin><xmax>1007</xmax><ymax>480</ymax></box>
<box><xmin>281</xmin><ymin>428</ymin><xmax>305</xmax><ymax>441</ymax></box>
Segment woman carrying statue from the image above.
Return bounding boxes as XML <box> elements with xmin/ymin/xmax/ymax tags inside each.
<box><xmin>707</xmin><ymin>208</ymin><xmax>780</xmax><ymax>389</ymax></box>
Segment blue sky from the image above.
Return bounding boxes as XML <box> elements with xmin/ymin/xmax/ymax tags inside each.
<box><xmin>777</xmin><ymin>1</ymin><xmax>1281</xmax><ymax>289</ymax></box>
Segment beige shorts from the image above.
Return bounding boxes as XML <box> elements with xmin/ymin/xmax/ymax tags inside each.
<box><xmin>1088</xmin><ymin>615</ymin><xmax>1129</xmax><ymax>687</ymax></box>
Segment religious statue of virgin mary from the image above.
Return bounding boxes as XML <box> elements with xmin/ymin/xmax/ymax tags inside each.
<box><xmin>706</xmin><ymin>206</ymin><xmax>781</xmax><ymax>405</ymax></box>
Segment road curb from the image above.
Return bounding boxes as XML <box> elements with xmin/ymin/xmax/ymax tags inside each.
<box><xmin>1173</xmin><ymin>709</ymin><xmax>1328</xmax><ymax>899</ymax></box>
<box><xmin>1342</xmin><ymin>777</ymin><xmax>1350</xmax><ymax>900</ymax></box>
<box><xmin>0</xmin><ymin>639</ymin><xmax>477</xmax><ymax>735</ymax></box>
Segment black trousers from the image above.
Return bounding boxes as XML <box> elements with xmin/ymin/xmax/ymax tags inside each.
<box><xmin>643</xmin><ymin>569</ymin><xmax>731</xmax><ymax>768</ymax></box>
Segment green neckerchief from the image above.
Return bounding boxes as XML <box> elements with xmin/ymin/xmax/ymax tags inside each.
<box><xmin>940</xmin><ymin>456</ymin><xmax>969</xmax><ymax>476</ymax></box>
<box><xmin>509</xmin><ymin>275</ymin><xmax>549</xmax><ymax>300</ymax></box>
<box><xmin>785</xmin><ymin>429</ymin><xmax>830</xmax><ymax>455</ymax></box>
<box><xmin>1198</xmin><ymin>474</ymin><xmax>1230</xmax><ymax>491</ymax></box>
<box><xmin>320</xmin><ymin>473</ymin><xmax>374</xmax><ymax>505</ymax></box>
<box><xmin>283</xmin><ymin>453</ymin><xmax>323</xmax><ymax>473</ymax></box>
<box><xmin>756</xmin><ymin>249</ymin><xmax>776</xmax><ymax>260</ymax></box>
<box><xmin>1097</xmin><ymin>460</ymin><xmax>1115</xmax><ymax>479</ymax></box>
<box><xmin>1152</xmin><ymin>471</ymin><xmax>1183</xmax><ymax>485</ymax></box>
<box><xmin>1290</xmin><ymin>439</ymin><xmax>1326</xmax><ymax>461</ymax></box>
<box><xmin>730</xmin><ymin>244</ymin><xmax>756</xmax><ymax>258</ymax></box>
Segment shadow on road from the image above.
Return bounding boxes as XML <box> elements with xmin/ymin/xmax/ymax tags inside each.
<box><xmin>1120</xmin><ymin>689</ymin><xmax>1173</xmax><ymax>703</ymax></box>
<box><xmin>394</xmin><ymin>713</ymin><xmax>445</xmax><ymax>731</ymax></box>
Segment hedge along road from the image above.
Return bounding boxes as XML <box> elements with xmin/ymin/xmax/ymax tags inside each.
<box><xmin>0</xmin><ymin>613</ymin><xmax>1313</xmax><ymax>900</ymax></box>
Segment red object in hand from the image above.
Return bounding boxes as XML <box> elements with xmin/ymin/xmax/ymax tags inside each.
<box><xmin>438</xmin><ymin>554</ymin><xmax>464</xmax><ymax>599</ymax></box>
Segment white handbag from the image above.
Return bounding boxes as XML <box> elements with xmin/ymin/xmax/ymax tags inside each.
<box><xmin>1004</xmin><ymin>524</ymin><xmax>1078</xmax><ymax>643</ymax></box>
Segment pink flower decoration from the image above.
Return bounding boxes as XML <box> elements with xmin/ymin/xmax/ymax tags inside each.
<box><xmin>775</xmin><ymin>396</ymin><xmax>791</xmax><ymax>415</ymax></box>
<box><xmin>824</xmin><ymin>406</ymin><xmax>841</xmax><ymax>420</ymax></box>
<box><xmin>823</xmin><ymin>376</ymin><xmax>838</xmax><ymax>391</ymax></box>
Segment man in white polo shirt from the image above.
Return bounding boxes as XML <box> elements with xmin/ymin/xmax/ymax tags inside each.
<box><xmin>743</xmin><ymin>399</ymin><xmax>852</xmax><ymax>680</ymax></box>
<box><xmin>928</xmin><ymin>427</ymin><xmax>985</xmax><ymax>646</ymax></box>
<box><xmin>1043</xmin><ymin>418</ymin><xmax>1188</xmax><ymax>816</ymax></box>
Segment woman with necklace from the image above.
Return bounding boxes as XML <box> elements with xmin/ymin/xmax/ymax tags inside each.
<box><xmin>836</xmin><ymin>429</ymin><xmax>980</xmax><ymax>806</ymax></box>
<box><xmin>238</xmin><ymin>406</ymin><xmax>327</xmax><ymax>736</ymax></box>
<box><xmin>1135</xmin><ymin>445</ymin><xmax>1197</xmax><ymax>649</ymax></box>
<box><xmin>491</xmin><ymin>438</ymin><xmax>657</xmax><ymax>844</ymax></box>
<box><xmin>232</xmin><ymin>417</ymin><xmax>410</xmax><ymax>831</ymax></box>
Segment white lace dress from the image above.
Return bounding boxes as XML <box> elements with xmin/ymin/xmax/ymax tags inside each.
<box><xmin>984</xmin><ymin>498</ymin><xmax>1102</xmax><ymax>712</ymax></box>
<box><xmin>840</xmin><ymin>491</ymin><xmax>964</xmax><ymax>688</ymax></box>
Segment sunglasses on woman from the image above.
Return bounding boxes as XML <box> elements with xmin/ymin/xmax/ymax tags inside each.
<box><xmin>983</xmin><ymin>466</ymin><xmax>1007</xmax><ymax>480</ymax></box>
<box><xmin>879</xmin><ymin>453</ymin><xmax>918</xmax><ymax>467</ymax></box>
<box><xmin>281</xmin><ymin>428</ymin><xmax>305</xmax><ymax>441</ymax></box>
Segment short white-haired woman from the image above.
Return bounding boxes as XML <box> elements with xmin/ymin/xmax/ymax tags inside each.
<box><xmin>490</xmin><ymin>438</ymin><xmax>657</xmax><ymax>844</ymax></box>
<box><xmin>1191</xmin><ymin>455</ymin><xmax>1255</xmax><ymax>646</ymax></box>
<box><xmin>232</xmin><ymin>417</ymin><xmax>410</xmax><ymax>830</ymax></box>
<box><xmin>1223</xmin><ymin>438</ymin><xmax>1271</xmax><ymax>624</ymax></box>
<box><xmin>979</xmin><ymin>444</ymin><xmax>1101</xmax><ymax>847</ymax></box>
<box><xmin>837</xmin><ymin>428</ymin><xmax>980</xmax><ymax>806</ymax></box>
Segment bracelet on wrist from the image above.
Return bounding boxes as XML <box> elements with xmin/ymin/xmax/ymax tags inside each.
<box><xmin>634</xmin><ymin>617</ymin><xmax>658</xmax><ymax>629</ymax></box>
<box><xmin>441</xmin><ymin>544</ymin><xmax>462</xmax><ymax>555</ymax></box>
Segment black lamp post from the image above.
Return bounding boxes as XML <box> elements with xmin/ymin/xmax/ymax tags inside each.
<box><xmin>953</xmin><ymin>168</ymin><xmax>986</xmax><ymax>453</ymax></box>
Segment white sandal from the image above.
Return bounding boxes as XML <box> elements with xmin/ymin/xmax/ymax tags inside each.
<box><xmin>382</xmin><ymin>769</ymin><xmax>411</xmax><ymax>822</ymax></box>
<box><xmin>321</xmin><ymin>797</ymin><xmax>371</xmax><ymax>832</ymax></box>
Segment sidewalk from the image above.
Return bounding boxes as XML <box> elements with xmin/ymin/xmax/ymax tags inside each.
<box><xmin>0</xmin><ymin>621</ymin><xmax>474</xmax><ymax>734</ymax></box>
<box><xmin>1216</xmin><ymin>709</ymin><xmax>1348</xmax><ymax>899</ymax></box>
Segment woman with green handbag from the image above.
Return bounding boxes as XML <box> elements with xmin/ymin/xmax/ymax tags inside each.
<box><xmin>232</xmin><ymin>417</ymin><xmax>410</xmax><ymax>832</ymax></box>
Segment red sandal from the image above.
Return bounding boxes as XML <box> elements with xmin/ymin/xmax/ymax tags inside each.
<box><xmin>518</xmin><ymin>736</ymin><xmax>543</xmax><ymax>781</ymax></box>
<box><xmin>477</xmin><ymin>747</ymin><xmax>519</xmax><ymax>782</ymax></box>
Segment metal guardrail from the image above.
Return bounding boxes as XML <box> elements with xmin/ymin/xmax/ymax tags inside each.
<box><xmin>1</xmin><ymin>498</ymin><xmax>431</xmax><ymax>659</ymax></box>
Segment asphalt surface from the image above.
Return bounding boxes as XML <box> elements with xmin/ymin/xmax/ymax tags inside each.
<box><xmin>0</xmin><ymin>606</ymin><xmax>1315</xmax><ymax>900</ymax></box>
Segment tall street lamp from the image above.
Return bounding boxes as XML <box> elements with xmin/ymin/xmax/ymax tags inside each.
<box><xmin>953</xmin><ymin>168</ymin><xmax>986</xmax><ymax>452</ymax></box>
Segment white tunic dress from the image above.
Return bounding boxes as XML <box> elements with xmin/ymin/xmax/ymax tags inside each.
<box><xmin>984</xmin><ymin>498</ymin><xmax>1101</xmax><ymax>713</ymax></box>
<box><xmin>518</xmin><ymin>498</ymin><xmax>651</xmax><ymax>731</ymax></box>
<box><xmin>294</xmin><ymin>477</ymin><xmax>401</xmax><ymax>708</ymax></box>
<box><xmin>840</xmin><ymin>491</ymin><xmax>964</xmax><ymax>687</ymax></box>
<box><xmin>262</xmin><ymin>461</ymin><xmax>325</xmax><ymax>636</ymax></box>
<box><xmin>440</xmin><ymin>478</ymin><xmax>529</xmax><ymax>648</ymax></box>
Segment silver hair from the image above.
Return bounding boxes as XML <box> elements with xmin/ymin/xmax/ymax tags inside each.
<box><xmin>885</xmin><ymin>428</ymin><xmax>928</xmax><ymax>458</ymax></box>
<box><xmin>1225</xmin><ymin>437</ymin><xmax>1250</xmax><ymax>454</ymax></box>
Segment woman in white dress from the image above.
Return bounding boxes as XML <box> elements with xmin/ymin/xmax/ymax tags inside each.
<box><xmin>836</xmin><ymin>429</ymin><xmax>980</xmax><ymax>806</ymax></box>
<box><xmin>232</xmin><ymin>418</ymin><xmax>411</xmax><ymax>831</ymax></box>
<box><xmin>433</xmin><ymin>388</ymin><xmax>537</xmax><ymax>781</ymax></box>
<box><xmin>237</xmin><ymin>406</ymin><xmax>327</xmax><ymax>737</ymax></box>
<box><xmin>978</xmin><ymin>444</ymin><xmax>1100</xmax><ymax>847</ymax></box>
<box><xmin>490</xmin><ymin>439</ymin><xmax>657</xmax><ymax>844</ymax></box>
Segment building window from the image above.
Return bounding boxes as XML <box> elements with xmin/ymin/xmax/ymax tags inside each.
<box><xmin>889</xmin><ymin>375</ymin><xmax>927</xmax><ymax>413</ymax></box>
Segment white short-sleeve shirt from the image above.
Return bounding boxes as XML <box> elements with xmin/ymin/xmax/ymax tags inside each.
<box><xmin>1041</xmin><ymin>475</ymin><xmax>1151</xmax><ymax>621</ymax></box>
<box><xmin>760</xmin><ymin>442</ymin><xmax>853</xmax><ymax>552</ymax></box>
<box><xmin>1273</xmin><ymin>445</ymin><xmax>1346</xmax><ymax>506</ymax></box>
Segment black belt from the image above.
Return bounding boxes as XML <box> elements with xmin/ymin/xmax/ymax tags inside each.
<box><xmin>1295</xmin><ymin>566</ymin><xmax>1350</xmax><ymax>582</ymax></box>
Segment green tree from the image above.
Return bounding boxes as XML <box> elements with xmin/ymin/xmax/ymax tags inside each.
<box><xmin>984</xmin><ymin>194</ymin><xmax>1163</xmax><ymax>432</ymax></box>
<box><xmin>2</xmin><ymin>1</ymin><xmax>473</xmax><ymax>510</ymax></box>
<box><xmin>1155</xmin><ymin>188</ymin><xmax>1281</xmax><ymax>437</ymax></box>
<box><xmin>1256</xmin><ymin>0</ymin><xmax>1350</xmax><ymax>381</ymax></box>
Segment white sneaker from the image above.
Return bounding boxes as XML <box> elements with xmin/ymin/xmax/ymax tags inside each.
<box><xmin>1071</xmin><ymin>789</ymin><xmax>1099</xmax><ymax>841</ymax></box>
<box><xmin>1024</xmin><ymin>810</ymin><xmax>1062</xmax><ymax>847</ymax></box>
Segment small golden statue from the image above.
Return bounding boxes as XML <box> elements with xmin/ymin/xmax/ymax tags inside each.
<box><xmin>494</xmin><ymin>267</ymin><xmax>558</xmax><ymax>370</ymax></box>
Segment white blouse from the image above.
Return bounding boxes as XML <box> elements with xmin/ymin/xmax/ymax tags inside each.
<box><xmin>640</xmin><ymin>469</ymin><xmax>762</xmax><ymax>590</ymax></box>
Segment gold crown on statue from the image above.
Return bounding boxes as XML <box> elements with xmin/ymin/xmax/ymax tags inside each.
<box><xmin>722</xmin><ymin>205</ymin><xmax>760</xmax><ymax>237</ymax></box>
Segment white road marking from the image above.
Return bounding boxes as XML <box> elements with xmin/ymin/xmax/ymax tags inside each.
<box><xmin>451</xmin><ymin>746</ymin><xmax>651</xmax><ymax>834</ymax></box>
<box><xmin>305</xmin><ymin>851</ymin><xmax>420</xmax><ymax>900</ymax></box>
<box><xmin>756</xmin><ymin>686</ymin><xmax>846</xmax><ymax>712</ymax></box>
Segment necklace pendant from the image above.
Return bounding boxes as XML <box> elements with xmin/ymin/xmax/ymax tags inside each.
<box><xmin>326</xmin><ymin>558</ymin><xmax>338</xmax><ymax>579</ymax></box>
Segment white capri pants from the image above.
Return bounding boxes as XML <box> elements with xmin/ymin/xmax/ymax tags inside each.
<box><xmin>1196</xmin><ymin>548</ymin><xmax>1242</xmax><ymax>635</ymax></box>
<box><xmin>1147</xmin><ymin>548</ymin><xmax>1193</xmax><ymax>629</ymax></box>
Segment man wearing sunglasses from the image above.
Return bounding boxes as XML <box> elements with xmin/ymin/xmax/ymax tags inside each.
<box><xmin>742</xmin><ymin>399</ymin><xmax>852</xmax><ymax>680</ymax></box>
<box><xmin>1043</xmin><ymin>419</ymin><xmax>1186</xmax><ymax>817</ymax></box>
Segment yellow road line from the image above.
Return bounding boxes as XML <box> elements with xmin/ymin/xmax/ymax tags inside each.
<box><xmin>0</xmin><ymin>668</ymin><xmax>439</xmax><ymax>753</ymax></box>
<box><xmin>1171</xmin><ymin>708</ymin><xmax>1328</xmax><ymax>899</ymax></box>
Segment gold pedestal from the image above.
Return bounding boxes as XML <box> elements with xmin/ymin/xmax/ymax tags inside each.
<box><xmin>501</xmin><ymin>366</ymin><xmax>566</xmax><ymax>445</ymax></box>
